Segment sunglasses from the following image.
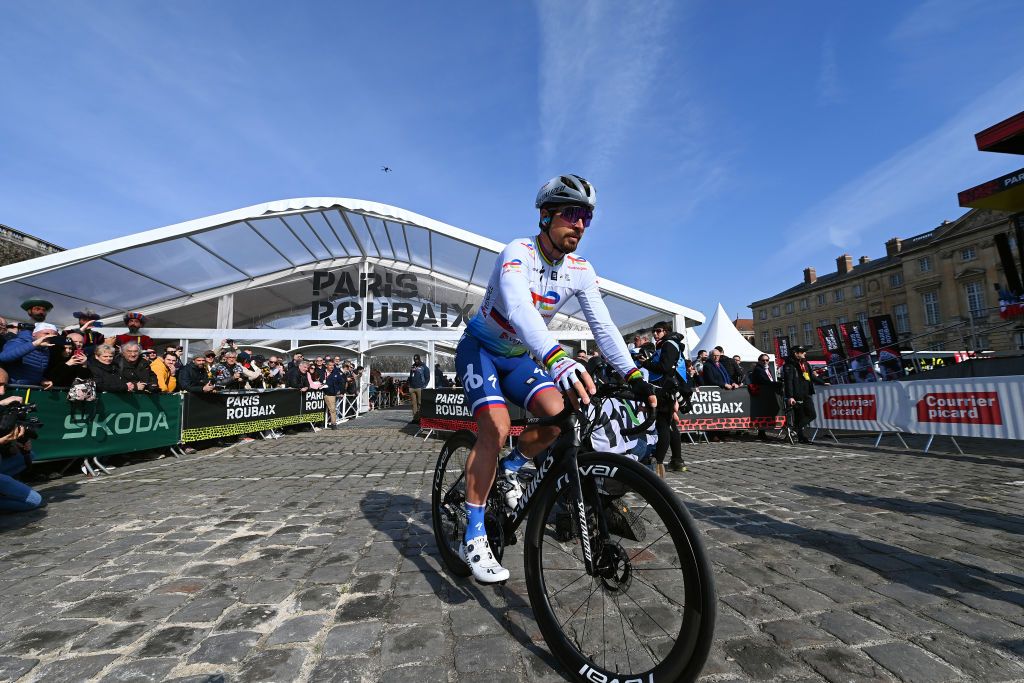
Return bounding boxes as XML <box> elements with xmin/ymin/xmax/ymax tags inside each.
<box><xmin>554</xmin><ymin>206</ymin><xmax>593</xmax><ymax>227</ymax></box>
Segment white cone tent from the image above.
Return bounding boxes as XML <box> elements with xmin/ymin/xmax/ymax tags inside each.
<box><xmin>690</xmin><ymin>303</ymin><xmax>767</xmax><ymax>361</ymax></box>
<box><xmin>684</xmin><ymin>326</ymin><xmax>701</xmax><ymax>357</ymax></box>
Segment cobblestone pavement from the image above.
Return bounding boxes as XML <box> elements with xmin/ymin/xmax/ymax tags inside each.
<box><xmin>1</xmin><ymin>408</ymin><xmax>1023</xmax><ymax>682</ymax></box>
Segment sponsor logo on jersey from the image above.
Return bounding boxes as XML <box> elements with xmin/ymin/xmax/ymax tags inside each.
<box><xmin>566</xmin><ymin>254</ymin><xmax>589</xmax><ymax>271</ymax></box>
<box><xmin>502</xmin><ymin>258</ymin><xmax>523</xmax><ymax>273</ymax></box>
<box><xmin>531</xmin><ymin>290</ymin><xmax>560</xmax><ymax>312</ymax></box>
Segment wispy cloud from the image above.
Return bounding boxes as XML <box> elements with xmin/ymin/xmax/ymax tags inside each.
<box><xmin>817</xmin><ymin>35</ymin><xmax>842</xmax><ymax>105</ymax></box>
<box><xmin>784</xmin><ymin>68</ymin><xmax>1024</xmax><ymax>257</ymax></box>
<box><xmin>534</xmin><ymin>0</ymin><xmax>676</xmax><ymax>177</ymax></box>
<box><xmin>888</xmin><ymin>0</ymin><xmax>985</xmax><ymax>43</ymax></box>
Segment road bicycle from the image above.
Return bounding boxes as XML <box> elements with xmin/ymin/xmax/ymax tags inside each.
<box><xmin>431</xmin><ymin>384</ymin><xmax>716</xmax><ymax>682</ymax></box>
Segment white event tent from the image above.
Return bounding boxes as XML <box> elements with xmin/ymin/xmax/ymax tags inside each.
<box><xmin>690</xmin><ymin>303</ymin><xmax>767</xmax><ymax>362</ymax></box>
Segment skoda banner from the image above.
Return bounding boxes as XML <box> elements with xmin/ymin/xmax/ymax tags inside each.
<box><xmin>11</xmin><ymin>387</ymin><xmax>182</xmax><ymax>462</ymax></box>
<box><xmin>181</xmin><ymin>389</ymin><xmax>326</xmax><ymax>442</ymax></box>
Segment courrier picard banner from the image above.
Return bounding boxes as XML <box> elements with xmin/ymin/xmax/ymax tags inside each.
<box><xmin>810</xmin><ymin>375</ymin><xmax>1024</xmax><ymax>439</ymax></box>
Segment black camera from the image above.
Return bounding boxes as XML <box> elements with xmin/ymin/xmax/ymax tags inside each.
<box><xmin>0</xmin><ymin>403</ymin><xmax>43</xmax><ymax>442</ymax></box>
<box><xmin>9</xmin><ymin>322</ymin><xmax>34</xmax><ymax>331</ymax></box>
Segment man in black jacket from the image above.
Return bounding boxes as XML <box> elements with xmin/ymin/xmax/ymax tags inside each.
<box><xmin>640</xmin><ymin>321</ymin><xmax>685</xmax><ymax>474</ymax></box>
<box><xmin>750</xmin><ymin>353</ymin><xmax>779</xmax><ymax>442</ymax></box>
<box><xmin>117</xmin><ymin>342</ymin><xmax>158</xmax><ymax>392</ymax></box>
<box><xmin>178</xmin><ymin>355</ymin><xmax>216</xmax><ymax>394</ymax></box>
<box><xmin>782</xmin><ymin>345</ymin><xmax>829</xmax><ymax>443</ymax></box>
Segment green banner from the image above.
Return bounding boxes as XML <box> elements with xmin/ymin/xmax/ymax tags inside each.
<box><xmin>12</xmin><ymin>387</ymin><xmax>182</xmax><ymax>462</ymax></box>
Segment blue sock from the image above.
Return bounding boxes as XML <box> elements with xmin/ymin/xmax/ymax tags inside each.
<box><xmin>465</xmin><ymin>502</ymin><xmax>487</xmax><ymax>543</ymax></box>
<box><xmin>500</xmin><ymin>448</ymin><xmax>530</xmax><ymax>472</ymax></box>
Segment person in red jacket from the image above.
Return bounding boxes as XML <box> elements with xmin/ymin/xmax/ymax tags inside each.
<box><xmin>115</xmin><ymin>312</ymin><xmax>154</xmax><ymax>351</ymax></box>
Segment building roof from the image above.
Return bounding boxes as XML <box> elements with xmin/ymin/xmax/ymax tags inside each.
<box><xmin>0</xmin><ymin>197</ymin><xmax>704</xmax><ymax>333</ymax></box>
<box><xmin>732</xmin><ymin>316</ymin><xmax>754</xmax><ymax>333</ymax></box>
<box><xmin>749</xmin><ymin>208</ymin><xmax>1008</xmax><ymax>308</ymax></box>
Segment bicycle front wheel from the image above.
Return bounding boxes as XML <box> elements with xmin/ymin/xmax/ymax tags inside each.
<box><xmin>524</xmin><ymin>452</ymin><xmax>716</xmax><ymax>682</ymax></box>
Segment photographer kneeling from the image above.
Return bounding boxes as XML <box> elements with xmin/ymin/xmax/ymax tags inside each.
<box><xmin>0</xmin><ymin>369</ymin><xmax>44</xmax><ymax>512</ymax></box>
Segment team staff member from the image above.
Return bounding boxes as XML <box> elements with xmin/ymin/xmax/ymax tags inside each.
<box><xmin>640</xmin><ymin>321</ymin><xmax>685</xmax><ymax>474</ymax></box>
<box><xmin>455</xmin><ymin>174</ymin><xmax>654</xmax><ymax>583</ymax></box>
<box><xmin>782</xmin><ymin>345</ymin><xmax>829</xmax><ymax>444</ymax></box>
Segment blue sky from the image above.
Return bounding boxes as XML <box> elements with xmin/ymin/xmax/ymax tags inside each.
<box><xmin>2</xmin><ymin>1</ymin><xmax>1022</xmax><ymax>337</ymax></box>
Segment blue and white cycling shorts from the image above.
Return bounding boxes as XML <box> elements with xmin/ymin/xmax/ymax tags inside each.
<box><xmin>455</xmin><ymin>333</ymin><xmax>559</xmax><ymax>416</ymax></box>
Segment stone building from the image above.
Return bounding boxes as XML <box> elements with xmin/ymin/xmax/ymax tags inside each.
<box><xmin>750</xmin><ymin>209</ymin><xmax>1024</xmax><ymax>357</ymax></box>
<box><xmin>0</xmin><ymin>223</ymin><xmax>62</xmax><ymax>267</ymax></box>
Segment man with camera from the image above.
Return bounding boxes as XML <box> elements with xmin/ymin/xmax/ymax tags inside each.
<box><xmin>0</xmin><ymin>322</ymin><xmax>59</xmax><ymax>386</ymax></box>
<box><xmin>0</xmin><ymin>368</ymin><xmax>45</xmax><ymax>512</ymax></box>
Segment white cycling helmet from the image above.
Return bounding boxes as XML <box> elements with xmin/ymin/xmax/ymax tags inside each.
<box><xmin>535</xmin><ymin>174</ymin><xmax>596</xmax><ymax>209</ymax></box>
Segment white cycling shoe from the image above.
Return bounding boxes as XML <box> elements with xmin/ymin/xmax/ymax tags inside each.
<box><xmin>460</xmin><ymin>534</ymin><xmax>510</xmax><ymax>584</ymax></box>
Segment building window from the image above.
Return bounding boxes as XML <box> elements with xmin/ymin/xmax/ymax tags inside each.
<box><xmin>787</xmin><ymin>325</ymin><xmax>797</xmax><ymax>339</ymax></box>
<box><xmin>857</xmin><ymin>312</ymin><xmax>868</xmax><ymax>327</ymax></box>
<box><xmin>799</xmin><ymin>298</ymin><xmax>809</xmax><ymax>311</ymax></box>
<box><xmin>964</xmin><ymin>281</ymin><xmax>986</xmax><ymax>319</ymax></box>
<box><xmin>773</xmin><ymin>328</ymin><xmax>783</xmax><ymax>340</ymax></box>
<box><xmin>961</xmin><ymin>246</ymin><xmax>976</xmax><ymax>261</ymax></box>
<box><xmin>761</xmin><ymin>332</ymin><xmax>770</xmax><ymax>349</ymax></box>
<box><xmin>923</xmin><ymin>291</ymin><xmax>940</xmax><ymax>326</ymax></box>
<box><xmin>837</xmin><ymin>315</ymin><xmax>847</xmax><ymax>325</ymax></box>
<box><xmin>894</xmin><ymin>304</ymin><xmax>910</xmax><ymax>334</ymax></box>
<box><xmin>890</xmin><ymin>272</ymin><xmax>903</xmax><ymax>288</ymax></box>
<box><xmin>852</xmin><ymin>283</ymin><xmax>863</xmax><ymax>297</ymax></box>
<box><xmin>1016</xmin><ymin>330</ymin><xmax>1024</xmax><ymax>350</ymax></box>
<box><xmin>816</xmin><ymin>293</ymin><xmax>826</xmax><ymax>306</ymax></box>
<box><xmin>771</xmin><ymin>305</ymin><xmax>780</xmax><ymax>317</ymax></box>
<box><xmin>785</xmin><ymin>302</ymin><xmax>794</xmax><ymax>314</ymax></box>
<box><xmin>803</xmin><ymin>322</ymin><xmax>813</xmax><ymax>345</ymax></box>
<box><xmin>834</xmin><ymin>289</ymin><xmax>845</xmax><ymax>302</ymax></box>
<box><xmin>759</xmin><ymin>309</ymin><xmax>767</xmax><ymax>320</ymax></box>
<box><xmin>818</xmin><ymin>319</ymin><xmax>829</xmax><ymax>329</ymax></box>
<box><xmin>919</xmin><ymin>256</ymin><xmax>933</xmax><ymax>273</ymax></box>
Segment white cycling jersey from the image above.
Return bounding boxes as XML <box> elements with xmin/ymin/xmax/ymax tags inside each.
<box><xmin>466</xmin><ymin>236</ymin><xmax>641</xmax><ymax>380</ymax></box>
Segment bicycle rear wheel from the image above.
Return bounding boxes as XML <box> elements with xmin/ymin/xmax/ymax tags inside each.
<box><xmin>524</xmin><ymin>452</ymin><xmax>716</xmax><ymax>682</ymax></box>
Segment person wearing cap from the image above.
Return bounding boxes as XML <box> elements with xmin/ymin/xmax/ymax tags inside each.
<box><xmin>782</xmin><ymin>345</ymin><xmax>829</xmax><ymax>444</ymax></box>
<box><xmin>20</xmin><ymin>299</ymin><xmax>53</xmax><ymax>324</ymax></box>
<box><xmin>115</xmin><ymin>312</ymin><xmax>155</xmax><ymax>351</ymax></box>
<box><xmin>0</xmin><ymin>322</ymin><xmax>59</xmax><ymax>386</ymax></box>
<box><xmin>69</xmin><ymin>310</ymin><xmax>107</xmax><ymax>351</ymax></box>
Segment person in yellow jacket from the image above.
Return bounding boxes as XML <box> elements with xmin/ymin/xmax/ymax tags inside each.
<box><xmin>150</xmin><ymin>350</ymin><xmax>179</xmax><ymax>393</ymax></box>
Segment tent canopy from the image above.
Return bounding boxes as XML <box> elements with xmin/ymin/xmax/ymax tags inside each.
<box><xmin>0</xmin><ymin>197</ymin><xmax>705</xmax><ymax>339</ymax></box>
<box><xmin>690</xmin><ymin>303</ymin><xmax>766</xmax><ymax>362</ymax></box>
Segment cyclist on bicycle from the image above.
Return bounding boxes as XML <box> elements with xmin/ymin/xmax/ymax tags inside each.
<box><xmin>455</xmin><ymin>174</ymin><xmax>656</xmax><ymax>583</ymax></box>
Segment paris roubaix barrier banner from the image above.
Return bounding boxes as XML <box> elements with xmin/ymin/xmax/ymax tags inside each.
<box><xmin>10</xmin><ymin>387</ymin><xmax>182</xmax><ymax>462</ymax></box>
<box><xmin>181</xmin><ymin>389</ymin><xmax>326</xmax><ymax>442</ymax></box>
<box><xmin>676</xmin><ymin>386</ymin><xmax>784</xmax><ymax>432</ymax></box>
<box><xmin>419</xmin><ymin>389</ymin><xmax>527</xmax><ymax>435</ymax></box>
<box><xmin>810</xmin><ymin>375</ymin><xmax>1024</xmax><ymax>439</ymax></box>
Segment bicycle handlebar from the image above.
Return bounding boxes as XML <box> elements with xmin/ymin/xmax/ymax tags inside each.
<box><xmin>509</xmin><ymin>383</ymin><xmax>657</xmax><ymax>435</ymax></box>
